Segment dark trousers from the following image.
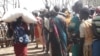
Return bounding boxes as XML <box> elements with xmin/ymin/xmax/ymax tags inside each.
<box><xmin>44</xmin><ymin>29</ymin><xmax>50</xmax><ymax>53</ymax></box>
<box><xmin>79</xmin><ymin>38</ymin><xmax>84</xmax><ymax>56</ymax></box>
<box><xmin>92</xmin><ymin>39</ymin><xmax>100</xmax><ymax>56</ymax></box>
<box><xmin>30</xmin><ymin>24</ymin><xmax>34</xmax><ymax>42</ymax></box>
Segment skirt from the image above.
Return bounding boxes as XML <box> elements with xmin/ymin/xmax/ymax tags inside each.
<box><xmin>14</xmin><ymin>43</ymin><xmax>27</xmax><ymax>56</ymax></box>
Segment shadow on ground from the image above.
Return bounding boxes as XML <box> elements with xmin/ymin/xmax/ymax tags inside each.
<box><xmin>0</xmin><ymin>51</ymin><xmax>50</xmax><ymax>56</ymax></box>
<box><xmin>28</xmin><ymin>47</ymin><xmax>50</xmax><ymax>56</ymax></box>
<box><xmin>0</xmin><ymin>53</ymin><xmax>14</xmax><ymax>56</ymax></box>
<box><xmin>0</xmin><ymin>47</ymin><xmax>50</xmax><ymax>56</ymax></box>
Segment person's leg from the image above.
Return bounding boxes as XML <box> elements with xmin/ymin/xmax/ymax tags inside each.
<box><xmin>34</xmin><ymin>25</ymin><xmax>39</xmax><ymax>48</ymax></box>
<box><xmin>35</xmin><ymin>38</ymin><xmax>39</xmax><ymax>48</ymax></box>
<box><xmin>30</xmin><ymin>24</ymin><xmax>34</xmax><ymax>42</ymax></box>
<box><xmin>43</xmin><ymin>29</ymin><xmax>50</xmax><ymax>53</ymax></box>
<box><xmin>79</xmin><ymin>38</ymin><xmax>84</xmax><ymax>56</ymax></box>
<box><xmin>41</xmin><ymin>33</ymin><xmax>46</xmax><ymax>51</ymax></box>
<box><xmin>38</xmin><ymin>26</ymin><xmax>46</xmax><ymax>51</ymax></box>
<box><xmin>46</xmin><ymin>33</ymin><xmax>50</xmax><ymax>53</ymax></box>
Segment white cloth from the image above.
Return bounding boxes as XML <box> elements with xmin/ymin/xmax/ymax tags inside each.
<box><xmin>44</xmin><ymin>17</ymin><xmax>50</xmax><ymax>31</ymax></box>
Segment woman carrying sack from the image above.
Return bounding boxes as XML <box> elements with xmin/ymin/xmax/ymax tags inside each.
<box><xmin>12</xmin><ymin>17</ymin><xmax>30</xmax><ymax>56</ymax></box>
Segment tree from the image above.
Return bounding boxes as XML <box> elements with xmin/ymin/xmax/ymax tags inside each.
<box><xmin>3</xmin><ymin>0</ymin><xmax>6</xmax><ymax>14</ymax></box>
<box><xmin>18</xmin><ymin>0</ymin><xmax>20</xmax><ymax>8</ymax></box>
<box><xmin>0</xmin><ymin>0</ymin><xmax>21</xmax><ymax>16</ymax></box>
<box><xmin>42</xmin><ymin>0</ymin><xmax>70</xmax><ymax>10</ymax></box>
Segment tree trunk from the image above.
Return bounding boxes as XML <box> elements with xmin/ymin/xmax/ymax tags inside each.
<box><xmin>3</xmin><ymin>0</ymin><xmax>6</xmax><ymax>15</ymax></box>
<box><xmin>18</xmin><ymin>0</ymin><xmax>20</xmax><ymax>8</ymax></box>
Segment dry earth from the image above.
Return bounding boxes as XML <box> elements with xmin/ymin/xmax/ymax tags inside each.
<box><xmin>0</xmin><ymin>43</ymin><xmax>50</xmax><ymax>56</ymax></box>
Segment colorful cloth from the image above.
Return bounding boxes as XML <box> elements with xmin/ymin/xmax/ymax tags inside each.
<box><xmin>68</xmin><ymin>15</ymin><xmax>80</xmax><ymax>34</ymax></box>
<box><xmin>50</xmin><ymin>15</ymin><xmax>67</xmax><ymax>56</ymax></box>
<box><xmin>68</xmin><ymin>15</ymin><xmax>80</xmax><ymax>56</ymax></box>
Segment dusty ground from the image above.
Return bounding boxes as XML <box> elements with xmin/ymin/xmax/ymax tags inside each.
<box><xmin>0</xmin><ymin>43</ymin><xmax>50</xmax><ymax>56</ymax></box>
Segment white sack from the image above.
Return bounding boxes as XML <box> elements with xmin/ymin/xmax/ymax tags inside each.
<box><xmin>2</xmin><ymin>9</ymin><xmax>22</xmax><ymax>22</ymax></box>
<box><xmin>21</xmin><ymin>9</ymin><xmax>37</xmax><ymax>23</ymax></box>
<box><xmin>2</xmin><ymin>8</ymin><xmax>37</xmax><ymax>24</ymax></box>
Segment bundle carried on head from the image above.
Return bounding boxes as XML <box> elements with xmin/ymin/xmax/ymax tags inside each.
<box><xmin>2</xmin><ymin>8</ymin><xmax>37</xmax><ymax>24</ymax></box>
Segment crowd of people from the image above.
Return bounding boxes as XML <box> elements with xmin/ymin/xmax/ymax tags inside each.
<box><xmin>2</xmin><ymin>1</ymin><xmax>100</xmax><ymax>56</ymax></box>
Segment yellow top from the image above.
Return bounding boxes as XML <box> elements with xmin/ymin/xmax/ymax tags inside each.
<box><xmin>64</xmin><ymin>10</ymin><xmax>71</xmax><ymax>26</ymax></box>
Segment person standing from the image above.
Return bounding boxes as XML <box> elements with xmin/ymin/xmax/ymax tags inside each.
<box><xmin>49</xmin><ymin>8</ymin><xmax>68</xmax><ymax>56</ymax></box>
<box><xmin>32</xmin><ymin>12</ymin><xmax>45</xmax><ymax>50</ymax></box>
<box><xmin>68</xmin><ymin>1</ymin><xmax>83</xmax><ymax>56</ymax></box>
<box><xmin>12</xmin><ymin>17</ymin><xmax>29</xmax><ymax>56</ymax></box>
<box><xmin>79</xmin><ymin>7</ymin><xmax>93</xmax><ymax>56</ymax></box>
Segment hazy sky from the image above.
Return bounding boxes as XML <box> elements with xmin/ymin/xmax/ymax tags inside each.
<box><xmin>0</xmin><ymin>0</ymin><xmax>78</xmax><ymax>16</ymax></box>
<box><xmin>0</xmin><ymin>0</ymin><xmax>45</xmax><ymax>16</ymax></box>
<box><xmin>0</xmin><ymin>0</ymin><xmax>79</xmax><ymax>11</ymax></box>
<box><xmin>20</xmin><ymin>0</ymin><xmax>45</xmax><ymax>11</ymax></box>
<box><xmin>19</xmin><ymin>0</ymin><xmax>78</xmax><ymax>11</ymax></box>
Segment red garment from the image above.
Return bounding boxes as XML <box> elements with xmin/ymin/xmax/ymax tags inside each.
<box><xmin>34</xmin><ymin>25</ymin><xmax>39</xmax><ymax>38</ymax></box>
<box><xmin>34</xmin><ymin>17</ymin><xmax>42</xmax><ymax>38</ymax></box>
<box><xmin>13</xmin><ymin>21</ymin><xmax>28</xmax><ymax>56</ymax></box>
<box><xmin>14</xmin><ymin>43</ymin><xmax>27</xmax><ymax>56</ymax></box>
